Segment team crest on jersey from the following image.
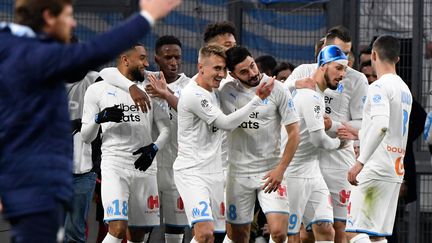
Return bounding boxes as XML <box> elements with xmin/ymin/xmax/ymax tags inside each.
<box><xmin>373</xmin><ymin>94</ymin><xmax>381</xmax><ymax>103</ymax></box>
<box><xmin>336</xmin><ymin>83</ymin><xmax>344</xmax><ymax>93</ymax></box>
<box><xmin>314</xmin><ymin>105</ymin><xmax>321</xmax><ymax>119</ymax></box>
<box><xmin>288</xmin><ymin>99</ymin><xmax>294</xmax><ymax>109</ymax></box>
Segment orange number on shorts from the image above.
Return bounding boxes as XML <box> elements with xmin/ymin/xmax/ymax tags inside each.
<box><xmin>395</xmin><ymin>157</ymin><xmax>404</xmax><ymax>176</ymax></box>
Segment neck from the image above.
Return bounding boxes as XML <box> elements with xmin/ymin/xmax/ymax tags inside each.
<box><xmin>165</xmin><ymin>73</ymin><xmax>180</xmax><ymax>84</ymax></box>
<box><xmin>118</xmin><ymin>66</ymin><xmax>135</xmax><ymax>82</ymax></box>
<box><xmin>196</xmin><ymin>75</ymin><xmax>212</xmax><ymax>92</ymax></box>
<box><xmin>375</xmin><ymin>62</ymin><xmax>397</xmax><ymax>79</ymax></box>
<box><xmin>312</xmin><ymin>69</ymin><xmax>326</xmax><ymax>92</ymax></box>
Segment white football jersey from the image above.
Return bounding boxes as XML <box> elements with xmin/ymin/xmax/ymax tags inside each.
<box><xmin>285</xmin><ymin>63</ymin><xmax>369</xmax><ymax>169</ymax></box>
<box><xmin>173</xmin><ymin>81</ymin><xmax>224</xmax><ymax>174</ymax></box>
<box><xmin>359</xmin><ymin>74</ymin><xmax>412</xmax><ymax>183</ymax></box>
<box><xmin>284</xmin><ymin>88</ymin><xmax>325</xmax><ymax>178</ymax></box>
<box><xmin>82</xmin><ymin>75</ymin><xmax>169</xmax><ymax>172</ymax></box>
<box><xmin>156</xmin><ymin>73</ymin><xmax>191</xmax><ymax>169</ymax></box>
<box><xmin>219</xmin><ymin>75</ymin><xmax>299</xmax><ymax>176</ymax></box>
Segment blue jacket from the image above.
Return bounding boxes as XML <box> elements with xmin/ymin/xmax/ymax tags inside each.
<box><xmin>0</xmin><ymin>14</ymin><xmax>151</xmax><ymax>218</ymax></box>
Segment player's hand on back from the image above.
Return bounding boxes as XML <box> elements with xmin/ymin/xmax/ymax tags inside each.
<box><xmin>256</xmin><ymin>76</ymin><xmax>275</xmax><ymax>100</ymax></box>
<box><xmin>133</xmin><ymin>143</ymin><xmax>158</xmax><ymax>171</ymax></box>
<box><xmin>129</xmin><ymin>84</ymin><xmax>151</xmax><ymax>112</ymax></box>
<box><xmin>140</xmin><ymin>0</ymin><xmax>182</xmax><ymax>21</ymax></box>
<box><xmin>95</xmin><ymin>105</ymin><xmax>124</xmax><ymax>124</ymax></box>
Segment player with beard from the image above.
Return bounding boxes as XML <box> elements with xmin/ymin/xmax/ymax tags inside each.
<box><xmin>173</xmin><ymin>45</ymin><xmax>273</xmax><ymax>243</ymax></box>
<box><xmin>282</xmin><ymin>45</ymin><xmax>349</xmax><ymax>243</ymax></box>
<box><xmin>285</xmin><ymin>26</ymin><xmax>369</xmax><ymax>243</ymax></box>
<box><xmin>220</xmin><ymin>46</ymin><xmax>300</xmax><ymax>243</ymax></box>
<box><xmin>81</xmin><ymin>43</ymin><xmax>170</xmax><ymax>243</ymax></box>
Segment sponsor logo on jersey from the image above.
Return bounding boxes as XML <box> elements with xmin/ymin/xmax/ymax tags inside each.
<box><xmin>386</xmin><ymin>145</ymin><xmax>405</xmax><ymax>155</ymax></box>
<box><xmin>118</xmin><ymin>103</ymin><xmax>141</xmax><ymax>122</ymax></box>
<box><xmin>239</xmin><ymin>112</ymin><xmax>260</xmax><ymax>129</ymax></box>
<box><xmin>107</xmin><ymin>91</ymin><xmax>116</xmax><ymax>97</ymax></box>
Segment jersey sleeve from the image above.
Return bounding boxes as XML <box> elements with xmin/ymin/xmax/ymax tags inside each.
<box><xmin>152</xmin><ymin>97</ymin><xmax>170</xmax><ymax>122</ymax></box>
<box><xmin>279</xmin><ymin>84</ymin><xmax>300</xmax><ymax>125</ymax></box>
<box><xmin>368</xmin><ymin>82</ymin><xmax>390</xmax><ymax>118</ymax></box>
<box><xmin>349</xmin><ymin>72</ymin><xmax>369</xmax><ymax>120</ymax></box>
<box><xmin>183</xmin><ymin>92</ymin><xmax>223</xmax><ymax>125</ymax></box>
<box><xmin>303</xmin><ymin>92</ymin><xmax>325</xmax><ymax>132</ymax></box>
<box><xmin>81</xmin><ymin>84</ymin><xmax>103</xmax><ymax>143</ymax></box>
<box><xmin>284</xmin><ymin>64</ymin><xmax>313</xmax><ymax>92</ymax></box>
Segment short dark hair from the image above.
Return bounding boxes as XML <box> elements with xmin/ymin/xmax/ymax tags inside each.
<box><xmin>273</xmin><ymin>62</ymin><xmax>296</xmax><ymax>76</ymax></box>
<box><xmin>15</xmin><ymin>0</ymin><xmax>72</xmax><ymax>32</ymax></box>
<box><xmin>255</xmin><ymin>55</ymin><xmax>277</xmax><ymax>75</ymax></box>
<box><xmin>118</xmin><ymin>42</ymin><xmax>145</xmax><ymax>61</ymax></box>
<box><xmin>372</xmin><ymin>35</ymin><xmax>400</xmax><ymax>64</ymax></box>
<box><xmin>225</xmin><ymin>46</ymin><xmax>251</xmax><ymax>72</ymax></box>
<box><xmin>325</xmin><ymin>25</ymin><xmax>351</xmax><ymax>43</ymax></box>
<box><xmin>204</xmin><ymin>21</ymin><xmax>237</xmax><ymax>43</ymax></box>
<box><xmin>360</xmin><ymin>46</ymin><xmax>372</xmax><ymax>56</ymax></box>
<box><xmin>359</xmin><ymin>60</ymin><xmax>372</xmax><ymax>71</ymax></box>
<box><xmin>155</xmin><ymin>35</ymin><xmax>182</xmax><ymax>54</ymax></box>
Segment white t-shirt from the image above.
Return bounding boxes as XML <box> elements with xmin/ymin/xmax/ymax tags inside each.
<box><xmin>66</xmin><ymin>71</ymin><xmax>99</xmax><ymax>174</ymax></box>
<box><xmin>82</xmin><ymin>75</ymin><xmax>169</xmax><ymax>172</ymax></box>
<box><xmin>173</xmin><ymin>81</ymin><xmax>224</xmax><ymax>174</ymax></box>
<box><xmin>286</xmin><ymin>63</ymin><xmax>369</xmax><ymax>169</ymax></box>
<box><xmin>219</xmin><ymin>75</ymin><xmax>299</xmax><ymax>176</ymax></box>
<box><xmin>156</xmin><ymin>73</ymin><xmax>191</xmax><ymax>169</ymax></box>
<box><xmin>358</xmin><ymin>74</ymin><xmax>412</xmax><ymax>183</ymax></box>
<box><xmin>284</xmin><ymin>88</ymin><xmax>325</xmax><ymax>178</ymax></box>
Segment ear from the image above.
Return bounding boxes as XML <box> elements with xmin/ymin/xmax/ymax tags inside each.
<box><xmin>197</xmin><ymin>62</ymin><xmax>203</xmax><ymax>73</ymax></box>
<box><xmin>229</xmin><ymin>70</ymin><xmax>237</xmax><ymax>80</ymax></box>
<box><xmin>371</xmin><ymin>50</ymin><xmax>377</xmax><ymax>62</ymax></box>
<box><xmin>154</xmin><ymin>55</ymin><xmax>160</xmax><ymax>65</ymax></box>
<box><xmin>42</xmin><ymin>9</ymin><xmax>56</xmax><ymax>28</ymax></box>
<box><xmin>121</xmin><ymin>55</ymin><xmax>129</xmax><ymax>66</ymax></box>
<box><xmin>395</xmin><ymin>56</ymin><xmax>400</xmax><ymax>64</ymax></box>
<box><xmin>319</xmin><ymin>64</ymin><xmax>327</xmax><ymax>72</ymax></box>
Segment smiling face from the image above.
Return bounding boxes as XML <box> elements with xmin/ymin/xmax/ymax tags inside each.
<box><xmin>230</xmin><ymin>56</ymin><xmax>262</xmax><ymax>87</ymax></box>
<box><xmin>126</xmin><ymin>45</ymin><xmax>149</xmax><ymax>82</ymax></box>
<box><xmin>323</xmin><ymin>62</ymin><xmax>347</xmax><ymax>90</ymax></box>
<box><xmin>198</xmin><ymin>54</ymin><xmax>227</xmax><ymax>91</ymax></box>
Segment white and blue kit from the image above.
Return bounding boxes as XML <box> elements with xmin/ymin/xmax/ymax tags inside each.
<box><xmin>81</xmin><ymin>68</ymin><xmax>170</xmax><ymax>227</ymax></box>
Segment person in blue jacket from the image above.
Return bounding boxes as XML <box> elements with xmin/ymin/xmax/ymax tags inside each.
<box><xmin>0</xmin><ymin>0</ymin><xmax>180</xmax><ymax>242</ymax></box>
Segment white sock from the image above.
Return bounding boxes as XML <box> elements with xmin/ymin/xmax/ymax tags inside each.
<box><xmin>102</xmin><ymin>233</ymin><xmax>123</xmax><ymax>243</ymax></box>
<box><xmin>350</xmin><ymin>233</ymin><xmax>372</xmax><ymax>243</ymax></box>
<box><xmin>269</xmin><ymin>235</ymin><xmax>288</xmax><ymax>243</ymax></box>
<box><xmin>165</xmin><ymin>233</ymin><xmax>184</xmax><ymax>243</ymax></box>
<box><xmin>190</xmin><ymin>237</ymin><xmax>199</xmax><ymax>243</ymax></box>
<box><xmin>372</xmin><ymin>240</ymin><xmax>387</xmax><ymax>243</ymax></box>
<box><xmin>222</xmin><ymin>235</ymin><xmax>234</xmax><ymax>243</ymax></box>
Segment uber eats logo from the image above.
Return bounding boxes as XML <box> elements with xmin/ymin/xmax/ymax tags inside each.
<box><xmin>238</xmin><ymin>111</ymin><xmax>260</xmax><ymax>129</ymax></box>
<box><xmin>118</xmin><ymin>103</ymin><xmax>141</xmax><ymax>122</ymax></box>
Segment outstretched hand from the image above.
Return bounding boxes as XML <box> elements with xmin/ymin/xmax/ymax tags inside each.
<box><xmin>140</xmin><ymin>0</ymin><xmax>182</xmax><ymax>21</ymax></box>
<box><xmin>256</xmin><ymin>77</ymin><xmax>275</xmax><ymax>100</ymax></box>
<box><xmin>146</xmin><ymin>72</ymin><xmax>169</xmax><ymax>99</ymax></box>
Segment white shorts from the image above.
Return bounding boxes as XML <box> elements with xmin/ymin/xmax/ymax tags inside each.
<box><xmin>286</xmin><ymin>176</ymin><xmax>333</xmax><ymax>234</ymax></box>
<box><xmin>225</xmin><ymin>172</ymin><xmax>289</xmax><ymax>224</ymax></box>
<box><xmin>345</xmin><ymin>178</ymin><xmax>401</xmax><ymax>237</ymax></box>
<box><xmin>174</xmin><ymin>170</ymin><xmax>226</xmax><ymax>232</ymax></box>
<box><xmin>101</xmin><ymin>163</ymin><xmax>159</xmax><ymax>227</ymax></box>
<box><xmin>321</xmin><ymin>168</ymin><xmax>352</xmax><ymax>221</ymax></box>
<box><xmin>157</xmin><ymin>167</ymin><xmax>188</xmax><ymax>227</ymax></box>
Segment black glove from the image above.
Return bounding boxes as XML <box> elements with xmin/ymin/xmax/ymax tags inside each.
<box><xmin>95</xmin><ymin>105</ymin><xmax>123</xmax><ymax>124</ymax></box>
<box><xmin>71</xmin><ymin>118</ymin><xmax>82</xmax><ymax>135</ymax></box>
<box><xmin>133</xmin><ymin>143</ymin><xmax>158</xmax><ymax>171</ymax></box>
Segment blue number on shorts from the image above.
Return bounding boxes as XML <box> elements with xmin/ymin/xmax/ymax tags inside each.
<box><xmin>122</xmin><ymin>201</ymin><xmax>128</xmax><ymax>216</ymax></box>
<box><xmin>112</xmin><ymin>199</ymin><xmax>121</xmax><ymax>216</ymax></box>
<box><xmin>402</xmin><ymin>109</ymin><xmax>408</xmax><ymax>136</ymax></box>
<box><xmin>199</xmin><ymin>201</ymin><xmax>210</xmax><ymax>217</ymax></box>
<box><xmin>228</xmin><ymin>204</ymin><xmax>237</xmax><ymax>221</ymax></box>
<box><xmin>289</xmin><ymin>214</ymin><xmax>298</xmax><ymax>230</ymax></box>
